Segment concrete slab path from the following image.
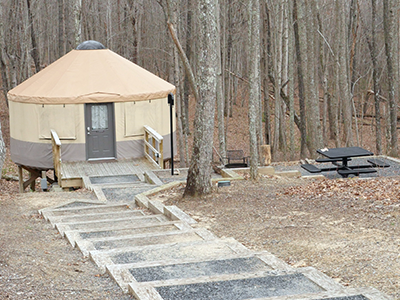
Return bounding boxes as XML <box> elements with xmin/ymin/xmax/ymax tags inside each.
<box><xmin>39</xmin><ymin>169</ymin><xmax>393</xmax><ymax>300</ymax></box>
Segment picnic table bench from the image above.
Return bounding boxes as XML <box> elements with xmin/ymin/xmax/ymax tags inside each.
<box><xmin>301</xmin><ymin>147</ymin><xmax>390</xmax><ymax>178</ymax></box>
<box><xmin>224</xmin><ymin>150</ymin><xmax>249</xmax><ymax>168</ymax></box>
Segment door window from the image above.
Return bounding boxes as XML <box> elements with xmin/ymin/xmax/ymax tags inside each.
<box><xmin>91</xmin><ymin>104</ymin><xmax>108</xmax><ymax>130</ymax></box>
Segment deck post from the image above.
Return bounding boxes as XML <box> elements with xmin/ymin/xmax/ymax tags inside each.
<box><xmin>51</xmin><ymin>129</ymin><xmax>62</xmax><ymax>186</ymax></box>
<box><xmin>29</xmin><ymin>171</ymin><xmax>36</xmax><ymax>191</ymax></box>
<box><xmin>18</xmin><ymin>165</ymin><xmax>24</xmax><ymax>193</ymax></box>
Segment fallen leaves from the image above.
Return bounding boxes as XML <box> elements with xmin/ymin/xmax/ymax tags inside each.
<box><xmin>284</xmin><ymin>178</ymin><xmax>400</xmax><ymax>205</ymax></box>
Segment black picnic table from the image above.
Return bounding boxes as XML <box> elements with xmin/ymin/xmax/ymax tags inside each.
<box><xmin>301</xmin><ymin>146</ymin><xmax>389</xmax><ymax>178</ymax></box>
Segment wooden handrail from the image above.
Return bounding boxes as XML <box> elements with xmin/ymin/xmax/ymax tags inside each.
<box><xmin>143</xmin><ymin>125</ymin><xmax>164</xmax><ymax>169</ymax></box>
<box><xmin>50</xmin><ymin>129</ymin><xmax>62</xmax><ymax>186</ymax></box>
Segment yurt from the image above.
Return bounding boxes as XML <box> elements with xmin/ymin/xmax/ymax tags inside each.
<box><xmin>8</xmin><ymin>41</ymin><xmax>176</xmax><ymax>172</ymax></box>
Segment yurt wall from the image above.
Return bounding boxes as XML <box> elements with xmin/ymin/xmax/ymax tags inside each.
<box><xmin>10</xmin><ymin>98</ymin><xmax>175</xmax><ymax>169</ymax></box>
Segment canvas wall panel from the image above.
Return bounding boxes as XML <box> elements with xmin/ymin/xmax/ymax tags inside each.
<box><xmin>124</xmin><ymin>99</ymin><xmax>172</xmax><ymax>138</ymax></box>
<box><xmin>38</xmin><ymin>104</ymin><xmax>77</xmax><ymax>139</ymax></box>
<box><xmin>9</xmin><ymin>101</ymin><xmax>39</xmax><ymax>142</ymax></box>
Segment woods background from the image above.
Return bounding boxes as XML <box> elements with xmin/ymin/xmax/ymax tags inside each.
<box><xmin>0</xmin><ymin>0</ymin><xmax>399</xmax><ymax>173</ymax></box>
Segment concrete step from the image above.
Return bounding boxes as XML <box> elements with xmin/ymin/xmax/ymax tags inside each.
<box><xmin>90</xmin><ymin>238</ymin><xmax>252</xmax><ymax>272</ymax></box>
<box><xmin>128</xmin><ymin>267</ymin><xmax>345</xmax><ymax>300</ymax></box>
<box><xmin>246</xmin><ymin>287</ymin><xmax>392</xmax><ymax>300</ymax></box>
<box><xmin>88</xmin><ymin>174</ymin><xmax>142</xmax><ymax>185</ymax></box>
<box><xmin>107</xmin><ymin>252</ymin><xmax>293</xmax><ymax>292</ymax></box>
<box><xmin>38</xmin><ymin>196</ymin><xmax>393</xmax><ymax>300</ymax></box>
<box><xmin>76</xmin><ymin>228</ymin><xmax>217</xmax><ymax>256</ymax></box>
<box><xmin>41</xmin><ymin>202</ymin><xmax>135</xmax><ymax>221</ymax></box>
<box><xmin>64</xmin><ymin>221</ymin><xmax>192</xmax><ymax>247</ymax></box>
<box><xmin>47</xmin><ymin>210</ymin><xmax>147</xmax><ymax>227</ymax></box>
<box><xmin>56</xmin><ymin>214</ymin><xmax>170</xmax><ymax>236</ymax></box>
<box><xmin>102</xmin><ymin>185</ymin><xmax>160</xmax><ymax>202</ymax></box>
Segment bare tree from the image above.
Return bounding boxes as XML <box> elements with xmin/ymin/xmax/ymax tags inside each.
<box><xmin>0</xmin><ymin>120</ymin><xmax>5</xmax><ymax>174</ymax></box>
<box><xmin>370</xmin><ymin>0</ymin><xmax>382</xmax><ymax>154</ymax></box>
<box><xmin>383</xmin><ymin>0</ymin><xmax>398</xmax><ymax>156</ymax></box>
<box><xmin>293</xmin><ymin>0</ymin><xmax>307</xmax><ymax>158</ymax></box>
<box><xmin>184</xmin><ymin>0</ymin><xmax>219</xmax><ymax>196</ymax></box>
<box><xmin>337</xmin><ymin>0</ymin><xmax>353</xmax><ymax>147</ymax></box>
<box><xmin>26</xmin><ymin>0</ymin><xmax>40</xmax><ymax>72</ymax></box>
<box><xmin>248</xmin><ymin>0</ymin><xmax>261</xmax><ymax>179</ymax></box>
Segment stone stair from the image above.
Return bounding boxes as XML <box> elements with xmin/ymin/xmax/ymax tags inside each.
<box><xmin>39</xmin><ymin>191</ymin><xmax>393</xmax><ymax>300</ymax></box>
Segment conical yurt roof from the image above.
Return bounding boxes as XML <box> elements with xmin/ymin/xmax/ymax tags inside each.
<box><xmin>8</xmin><ymin>49</ymin><xmax>175</xmax><ymax>104</ymax></box>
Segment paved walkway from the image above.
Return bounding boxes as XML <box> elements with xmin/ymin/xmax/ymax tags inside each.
<box><xmin>39</xmin><ymin>168</ymin><xmax>392</xmax><ymax>300</ymax></box>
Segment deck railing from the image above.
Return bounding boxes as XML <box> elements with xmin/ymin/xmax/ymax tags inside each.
<box><xmin>50</xmin><ymin>129</ymin><xmax>62</xmax><ymax>185</ymax></box>
<box><xmin>143</xmin><ymin>125</ymin><xmax>164</xmax><ymax>169</ymax></box>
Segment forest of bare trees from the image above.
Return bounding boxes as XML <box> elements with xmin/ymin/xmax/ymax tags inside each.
<box><xmin>0</xmin><ymin>0</ymin><xmax>399</xmax><ymax>194</ymax></box>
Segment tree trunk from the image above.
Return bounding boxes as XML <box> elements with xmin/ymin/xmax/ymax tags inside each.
<box><xmin>184</xmin><ymin>0</ymin><xmax>219</xmax><ymax>197</ymax></box>
<box><xmin>0</xmin><ymin>3</ymin><xmax>10</xmax><ymax>104</ymax></box>
<box><xmin>216</xmin><ymin>2</ymin><xmax>226</xmax><ymax>162</ymax></box>
<box><xmin>79</xmin><ymin>0</ymin><xmax>84</xmax><ymax>44</ymax></box>
<box><xmin>337</xmin><ymin>0</ymin><xmax>352</xmax><ymax>146</ymax></box>
<box><xmin>316</xmin><ymin>5</ymin><xmax>329</xmax><ymax>145</ymax></box>
<box><xmin>280</xmin><ymin>0</ymin><xmax>289</xmax><ymax>156</ymax></box>
<box><xmin>170</xmin><ymin>1</ymin><xmax>186</xmax><ymax>168</ymax></box>
<box><xmin>293</xmin><ymin>0</ymin><xmax>308</xmax><ymax>158</ymax></box>
<box><xmin>183</xmin><ymin>0</ymin><xmax>192</xmax><ymax>132</ymax></box>
<box><xmin>26</xmin><ymin>0</ymin><xmax>40</xmax><ymax>72</ymax></box>
<box><xmin>248</xmin><ymin>0</ymin><xmax>260</xmax><ymax>179</ymax></box>
<box><xmin>58</xmin><ymin>0</ymin><xmax>64</xmax><ymax>57</ymax></box>
<box><xmin>0</xmin><ymin>120</ymin><xmax>5</xmax><ymax>174</ymax></box>
<box><xmin>272</xmin><ymin>1</ymin><xmax>282</xmax><ymax>157</ymax></box>
<box><xmin>263</xmin><ymin>1</ymin><xmax>272</xmax><ymax>146</ymax></box>
<box><xmin>306</xmin><ymin>0</ymin><xmax>322</xmax><ymax>152</ymax></box>
<box><xmin>371</xmin><ymin>0</ymin><xmax>382</xmax><ymax>154</ymax></box>
<box><xmin>287</xmin><ymin>0</ymin><xmax>295</xmax><ymax>159</ymax></box>
<box><xmin>383</xmin><ymin>0</ymin><xmax>398</xmax><ymax>156</ymax></box>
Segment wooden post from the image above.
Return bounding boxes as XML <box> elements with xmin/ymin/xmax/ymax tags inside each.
<box><xmin>144</xmin><ymin>130</ymin><xmax>149</xmax><ymax>157</ymax></box>
<box><xmin>51</xmin><ymin>129</ymin><xmax>62</xmax><ymax>186</ymax></box>
<box><xmin>18</xmin><ymin>165</ymin><xmax>24</xmax><ymax>193</ymax></box>
<box><xmin>152</xmin><ymin>137</ymin><xmax>156</xmax><ymax>161</ymax></box>
<box><xmin>159</xmin><ymin>139</ymin><xmax>164</xmax><ymax>169</ymax></box>
<box><xmin>30</xmin><ymin>170</ymin><xmax>36</xmax><ymax>191</ymax></box>
<box><xmin>18</xmin><ymin>165</ymin><xmax>42</xmax><ymax>192</ymax></box>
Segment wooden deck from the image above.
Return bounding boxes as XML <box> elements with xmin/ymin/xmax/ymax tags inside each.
<box><xmin>60</xmin><ymin>158</ymin><xmax>157</xmax><ymax>188</ymax></box>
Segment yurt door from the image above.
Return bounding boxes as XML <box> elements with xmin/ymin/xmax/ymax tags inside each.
<box><xmin>85</xmin><ymin>103</ymin><xmax>116</xmax><ymax>160</ymax></box>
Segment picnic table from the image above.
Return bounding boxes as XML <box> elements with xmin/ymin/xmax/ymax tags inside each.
<box><xmin>301</xmin><ymin>146</ymin><xmax>389</xmax><ymax>178</ymax></box>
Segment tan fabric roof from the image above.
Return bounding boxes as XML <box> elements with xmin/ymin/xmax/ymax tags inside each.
<box><xmin>8</xmin><ymin>49</ymin><xmax>175</xmax><ymax>104</ymax></box>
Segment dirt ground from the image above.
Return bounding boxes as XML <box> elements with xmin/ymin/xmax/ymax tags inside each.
<box><xmin>0</xmin><ymin>180</ymin><xmax>132</xmax><ymax>300</ymax></box>
<box><xmin>1</xmin><ymin>171</ymin><xmax>400</xmax><ymax>299</ymax></box>
<box><xmin>158</xmin><ymin>175</ymin><xmax>400</xmax><ymax>299</ymax></box>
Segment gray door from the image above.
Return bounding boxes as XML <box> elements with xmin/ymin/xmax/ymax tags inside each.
<box><xmin>85</xmin><ymin>103</ymin><xmax>116</xmax><ymax>160</ymax></box>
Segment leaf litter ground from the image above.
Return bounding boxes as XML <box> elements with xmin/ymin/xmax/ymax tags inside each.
<box><xmin>159</xmin><ymin>175</ymin><xmax>400</xmax><ymax>299</ymax></box>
